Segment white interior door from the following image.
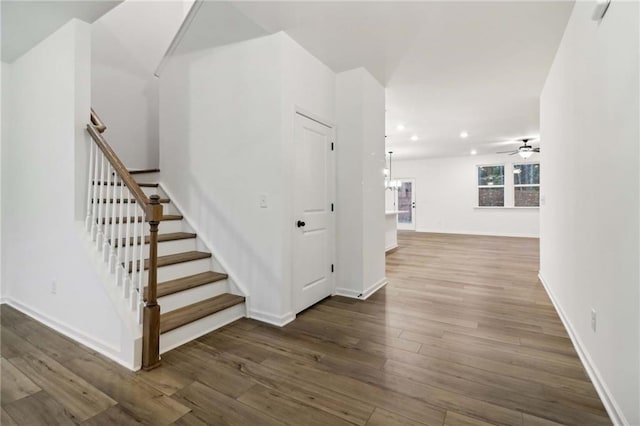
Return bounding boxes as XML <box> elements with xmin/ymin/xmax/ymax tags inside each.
<box><xmin>293</xmin><ymin>113</ymin><xmax>335</xmax><ymax>313</ymax></box>
<box><xmin>397</xmin><ymin>178</ymin><xmax>416</xmax><ymax>230</ymax></box>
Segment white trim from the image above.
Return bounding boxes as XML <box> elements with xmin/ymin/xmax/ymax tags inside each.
<box><xmin>248</xmin><ymin>308</ymin><xmax>295</xmax><ymax>327</ymax></box>
<box><xmin>385</xmin><ymin>243</ymin><xmax>399</xmax><ymax>252</ymax></box>
<box><xmin>362</xmin><ymin>277</ymin><xmax>388</xmax><ymax>299</ymax></box>
<box><xmin>1</xmin><ymin>298</ymin><xmax>138</xmax><ymax>371</ymax></box>
<box><xmin>335</xmin><ymin>277</ymin><xmax>388</xmax><ymax>300</ymax></box>
<box><xmin>538</xmin><ymin>273</ymin><xmax>627</xmax><ymax>426</ymax></box>
<box><xmin>414</xmin><ymin>229</ymin><xmax>538</xmax><ymax>239</ymax></box>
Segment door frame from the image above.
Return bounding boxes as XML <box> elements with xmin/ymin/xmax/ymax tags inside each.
<box><xmin>396</xmin><ymin>178</ymin><xmax>416</xmax><ymax>231</ymax></box>
<box><xmin>291</xmin><ymin>108</ymin><xmax>336</xmax><ymax>314</ymax></box>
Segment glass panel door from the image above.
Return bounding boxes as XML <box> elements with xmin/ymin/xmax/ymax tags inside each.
<box><xmin>397</xmin><ymin>179</ymin><xmax>415</xmax><ymax>230</ymax></box>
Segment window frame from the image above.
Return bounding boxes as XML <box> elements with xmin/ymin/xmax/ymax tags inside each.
<box><xmin>475</xmin><ymin>162</ymin><xmax>540</xmax><ymax>209</ymax></box>
<box><xmin>513</xmin><ymin>162</ymin><xmax>540</xmax><ymax>207</ymax></box>
<box><xmin>477</xmin><ymin>164</ymin><xmax>505</xmax><ymax>207</ymax></box>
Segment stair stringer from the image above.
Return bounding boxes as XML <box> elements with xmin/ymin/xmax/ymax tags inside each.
<box><xmin>77</xmin><ymin>222</ymin><xmax>143</xmax><ymax>370</ymax></box>
<box><xmin>157</xmin><ymin>183</ymin><xmax>250</xmax><ymax>311</ymax></box>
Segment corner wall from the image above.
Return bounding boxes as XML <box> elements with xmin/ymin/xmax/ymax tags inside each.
<box><xmin>1</xmin><ymin>19</ymin><xmax>132</xmax><ymax>367</ymax></box>
<box><xmin>393</xmin><ymin>153</ymin><xmax>540</xmax><ymax>238</ymax></box>
<box><xmin>335</xmin><ymin>68</ymin><xmax>386</xmax><ymax>298</ymax></box>
<box><xmin>540</xmin><ymin>1</ymin><xmax>639</xmax><ymax>424</ymax></box>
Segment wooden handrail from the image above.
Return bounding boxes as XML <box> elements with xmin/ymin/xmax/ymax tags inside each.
<box><xmin>90</xmin><ymin>108</ymin><xmax>107</xmax><ymax>133</ymax></box>
<box><xmin>86</xmin><ymin>109</ymin><xmax>163</xmax><ymax>370</ymax></box>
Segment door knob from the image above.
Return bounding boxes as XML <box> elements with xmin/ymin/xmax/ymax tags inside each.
<box><xmin>297</xmin><ymin>220</ymin><xmax>306</xmax><ymax>228</ymax></box>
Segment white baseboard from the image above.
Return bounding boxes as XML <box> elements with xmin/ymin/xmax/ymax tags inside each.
<box><xmin>538</xmin><ymin>273</ymin><xmax>627</xmax><ymax>426</ymax></box>
<box><xmin>1</xmin><ymin>298</ymin><xmax>138</xmax><ymax>371</ymax></box>
<box><xmin>415</xmin><ymin>228</ymin><xmax>538</xmax><ymax>238</ymax></box>
<box><xmin>385</xmin><ymin>243</ymin><xmax>398</xmax><ymax>253</ymax></box>
<box><xmin>362</xmin><ymin>277</ymin><xmax>388</xmax><ymax>299</ymax></box>
<box><xmin>335</xmin><ymin>277</ymin><xmax>388</xmax><ymax>300</ymax></box>
<box><xmin>248</xmin><ymin>308</ymin><xmax>295</xmax><ymax>327</ymax></box>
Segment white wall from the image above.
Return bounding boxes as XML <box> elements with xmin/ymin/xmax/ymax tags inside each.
<box><xmin>160</xmin><ymin>32</ymin><xmax>336</xmax><ymax>325</ymax></box>
<box><xmin>91</xmin><ymin>0</ymin><xmax>187</xmax><ymax>169</ymax></box>
<box><xmin>335</xmin><ymin>68</ymin><xmax>387</xmax><ymax>298</ymax></box>
<box><xmin>540</xmin><ymin>1</ymin><xmax>639</xmax><ymax>424</ymax></box>
<box><xmin>1</xmin><ymin>20</ymin><xmax>130</xmax><ymax>366</ymax></box>
<box><xmin>393</xmin><ymin>153</ymin><xmax>540</xmax><ymax>237</ymax></box>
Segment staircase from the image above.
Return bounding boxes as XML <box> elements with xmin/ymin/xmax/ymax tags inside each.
<box><xmin>125</xmin><ymin>169</ymin><xmax>245</xmax><ymax>354</ymax></box>
<box><xmin>85</xmin><ymin>110</ymin><xmax>246</xmax><ymax>369</ymax></box>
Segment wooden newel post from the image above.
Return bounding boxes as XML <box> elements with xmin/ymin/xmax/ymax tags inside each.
<box><xmin>142</xmin><ymin>195</ymin><xmax>163</xmax><ymax>370</ymax></box>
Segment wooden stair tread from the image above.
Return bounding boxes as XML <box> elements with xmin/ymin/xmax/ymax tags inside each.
<box><xmin>111</xmin><ymin>232</ymin><xmax>196</xmax><ymax>247</ymax></box>
<box><xmin>102</xmin><ymin>215</ymin><xmax>182</xmax><ymax>225</ymax></box>
<box><xmin>93</xmin><ymin>181</ymin><xmax>158</xmax><ymax>187</ymax></box>
<box><xmin>129</xmin><ymin>250</ymin><xmax>211</xmax><ymax>272</ymax></box>
<box><xmin>129</xmin><ymin>169</ymin><xmax>160</xmax><ymax>174</ymax></box>
<box><xmin>160</xmin><ymin>294</ymin><xmax>245</xmax><ymax>334</ymax></box>
<box><xmin>93</xmin><ymin>198</ymin><xmax>170</xmax><ymax>204</ymax></box>
<box><xmin>145</xmin><ymin>271</ymin><xmax>228</xmax><ymax>299</ymax></box>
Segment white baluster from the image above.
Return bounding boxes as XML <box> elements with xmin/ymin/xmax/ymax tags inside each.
<box><xmin>108</xmin><ymin>173</ymin><xmax>119</xmax><ymax>271</ymax></box>
<box><xmin>137</xmin><ymin>214</ymin><xmax>146</xmax><ymax>323</ymax></box>
<box><xmin>103</xmin><ymin>165</ymin><xmax>114</xmax><ymax>258</ymax></box>
<box><xmin>122</xmin><ymin>188</ymin><xmax>133</xmax><ymax>297</ymax></box>
<box><xmin>95</xmin><ymin>153</ymin><xmax>107</xmax><ymax>249</ymax></box>
<box><xmin>115</xmin><ymin>183</ymin><xmax>127</xmax><ymax>286</ymax></box>
<box><xmin>85</xmin><ymin>142</ymin><xmax>95</xmax><ymax>231</ymax></box>
<box><xmin>90</xmin><ymin>146</ymin><xmax>101</xmax><ymax>240</ymax></box>
<box><xmin>129</xmin><ymin>200</ymin><xmax>140</xmax><ymax>310</ymax></box>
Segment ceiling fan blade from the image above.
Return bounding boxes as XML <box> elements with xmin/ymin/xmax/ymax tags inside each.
<box><xmin>533</xmin><ymin>148</ymin><xmax>540</xmax><ymax>152</ymax></box>
<box><xmin>496</xmin><ymin>150</ymin><xmax>517</xmax><ymax>154</ymax></box>
<box><xmin>509</xmin><ymin>152</ymin><xmax>520</xmax><ymax>155</ymax></box>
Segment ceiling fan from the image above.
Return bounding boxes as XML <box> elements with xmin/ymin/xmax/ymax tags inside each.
<box><xmin>497</xmin><ymin>138</ymin><xmax>540</xmax><ymax>159</ymax></box>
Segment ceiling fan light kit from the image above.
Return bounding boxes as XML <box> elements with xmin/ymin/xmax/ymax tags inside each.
<box><xmin>496</xmin><ymin>138</ymin><xmax>540</xmax><ymax>158</ymax></box>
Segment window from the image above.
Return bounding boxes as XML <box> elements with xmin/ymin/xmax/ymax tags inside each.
<box><xmin>513</xmin><ymin>163</ymin><xmax>540</xmax><ymax>207</ymax></box>
<box><xmin>477</xmin><ymin>165</ymin><xmax>504</xmax><ymax>207</ymax></box>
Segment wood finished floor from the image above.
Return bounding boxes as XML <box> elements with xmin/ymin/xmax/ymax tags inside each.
<box><xmin>0</xmin><ymin>232</ymin><xmax>611</xmax><ymax>425</ymax></box>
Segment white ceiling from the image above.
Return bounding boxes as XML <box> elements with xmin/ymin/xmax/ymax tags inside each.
<box><xmin>1</xmin><ymin>0</ymin><xmax>121</xmax><ymax>63</ymax></box>
<box><xmin>230</xmin><ymin>1</ymin><xmax>574</xmax><ymax>159</ymax></box>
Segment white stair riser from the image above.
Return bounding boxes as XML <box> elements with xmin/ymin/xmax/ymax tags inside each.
<box><xmin>113</xmin><ymin>238</ymin><xmax>196</xmax><ymax>259</ymax></box>
<box><xmin>158</xmin><ymin>280</ymin><xmax>229</xmax><ymax>313</ymax></box>
<box><xmin>160</xmin><ymin>302</ymin><xmax>245</xmax><ymax>354</ymax></box>
<box><xmin>100</xmin><ymin>219</ymin><xmax>183</xmax><ymax>238</ymax></box>
<box><xmin>131</xmin><ymin>172</ymin><xmax>160</xmax><ymax>182</ymax></box>
<box><xmin>94</xmin><ymin>203</ymin><xmax>170</xmax><ymax>217</ymax></box>
<box><xmin>142</xmin><ymin>258</ymin><xmax>211</xmax><ymax>283</ymax></box>
<box><xmin>147</xmin><ymin>238</ymin><xmax>196</xmax><ymax>258</ymax></box>
<box><xmin>142</xmin><ymin>186</ymin><xmax>160</xmax><ymax>197</ymax></box>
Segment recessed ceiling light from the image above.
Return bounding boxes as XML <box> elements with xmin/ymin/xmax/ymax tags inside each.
<box><xmin>460</xmin><ymin>131</ymin><xmax>469</xmax><ymax>138</ymax></box>
<box><xmin>470</xmin><ymin>149</ymin><xmax>477</xmax><ymax>155</ymax></box>
<box><xmin>397</xmin><ymin>124</ymin><xmax>405</xmax><ymax>131</ymax></box>
<box><xmin>410</xmin><ymin>135</ymin><xmax>418</xmax><ymax>141</ymax></box>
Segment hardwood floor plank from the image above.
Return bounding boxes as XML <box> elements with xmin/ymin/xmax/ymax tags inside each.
<box><xmin>82</xmin><ymin>405</ymin><xmax>145</xmax><ymax>425</ymax></box>
<box><xmin>237</xmin><ymin>383</ymin><xmax>353</xmax><ymax>426</ymax></box>
<box><xmin>3</xmin><ymin>391</ymin><xmax>78</xmax><ymax>425</ymax></box>
<box><xmin>64</xmin><ymin>352</ymin><xmax>190</xmax><ymax>425</ymax></box>
<box><xmin>217</xmin><ymin>351</ymin><xmax>375</xmax><ymax>425</ymax></box>
<box><xmin>1</xmin><ymin>407</ymin><xmax>18</xmax><ymax>426</ymax></box>
<box><xmin>171</xmin><ymin>381</ymin><xmax>284</xmax><ymax>426</ymax></box>
<box><xmin>366</xmin><ymin>407</ymin><xmax>424</xmax><ymax>426</ymax></box>
<box><xmin>0</xmin><ymin>357</ymin><xmax>41</xmax><ymax>404</ymax></box>
<box><xmin>444</xmin><ymin>411</ymin><xmax>496</xmax><ymax>426</ymax></box>
<box><xmin>8</xmin><ymin>350</ymin><xmax>116</xmax><ymax>421</ymax></box>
